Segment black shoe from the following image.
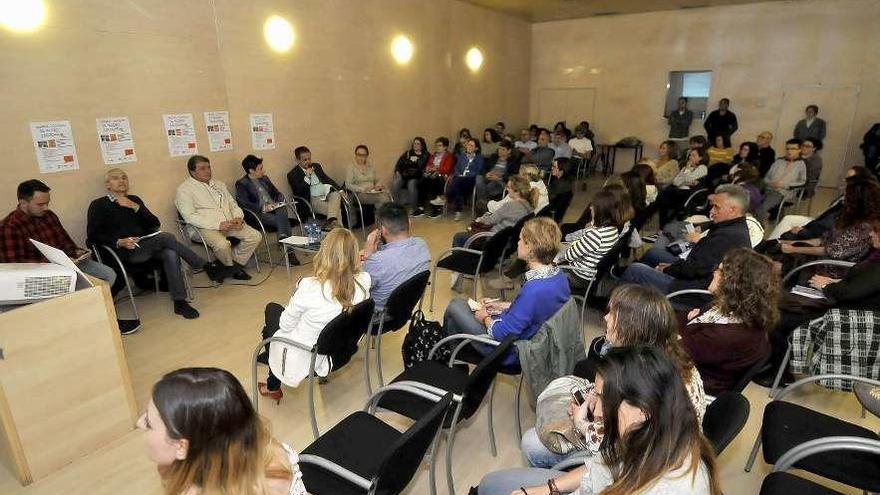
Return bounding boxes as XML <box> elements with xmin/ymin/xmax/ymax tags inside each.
<box><xmin>118</xmin><ymin>319</ymin><xmax>141</xmax><ymax>335</ymax></box>
<box><xmin>257</xmin><ymin>351</ymin><xmax>269</xmax><ymax>365</ymax></box>
<box><xmin>287</xmin><ymin>251</ymin><xmax>301</xmax><ymax>266</ymax></box>
<box><xmin>753</xmin><ymin>369</ymin><xmax>794</xmax><ymax>388</ymax></box>
<box><xmin>426</xmin><ymin>207</ymin><xmax>443</xmax><ymax>219</ymax></box>
<box><xmin>173</xmin><ymin>300</ymin><xmax>200</xmax><ymax>319</ymax></box>
<box><xmin>411</xmin><ymin>208</ymin><xmax>425</xmax><ymax>218</ymax></box>
<box><xmin>232</xmin><ymin>267</ymin><xmax>252</xmax><ymax>281</ymax></box>
<box><xmin>204</xmin><ymin>261</ymin><xmax>225</xmax><ymax>282</ymax></box>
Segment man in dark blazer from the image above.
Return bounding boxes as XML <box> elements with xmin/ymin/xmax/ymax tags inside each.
<box><xmin>286</xmin><ymin>146</ymin><xmax>345</xmax><ymax>225</ymax></box>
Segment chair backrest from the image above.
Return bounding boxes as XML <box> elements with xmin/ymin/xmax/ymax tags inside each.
<box><xmin>479</xmin><ymin>227</ymin><xmax>515</xmax><ymax>274</ymax></box>
<box><xmin>551</xmin><ymin>191</ymin><xmax>574</xmax><ymax>223</ymax></box>
<box><xmin>591</xmin><ymin>224</ymin><xmax>635</xmax><ymax>286</ymax></box>
<box><xmin>315</xmin><ymin>298</ymin><xmax>376</xmax><ymax>370</ymax></box>
<box><xmin>372</xmin><ymin>393</ymin><xmax>454</xmax><ymax>494</ymax></box>
<box><xmin>380</xmin><ymin>271</ymin><xmax>431</xmax><ymax>333</ymax></box>
<box><xmin>702</xmin><ymin>391</ymin><xmax>750</xmax><ymax>456</ymax></box>
<box><xmin>460</xmin><ymin>335</ymin><xmax>517</xmax><ymax>419</ymax></box>
<box><xmin>732</xmin><ymin>352</ymin><xmax>770</xmax><ymax>393</ymax></box>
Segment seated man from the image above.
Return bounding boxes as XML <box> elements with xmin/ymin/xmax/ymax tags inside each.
<box><xmin>234</xmin><ymin>154</ymin><xmax>298</xmax><ymax>264</ymax></box>
<box><xmin>549</xmin><ymin>130</ymin><xmax>573</xmax><ymax>160</ymax></box>
<box><xmin>569</xmin><ymin>124</ymin><xmax>594</xmax><ymax>163</ymax></box>
<box><xmin>286</xmin><ymin>145</ymin><xmax>345</xmax><ymax>227</ymax></box>
<box><xmin>514</xmin><ymin>128</ymin><xmax>537</xmax><ymax>155</ymax></box>
<box><xmin>529</xmin><ymin>128</ymin><xmax>556</xmax><ymax>173</ymax></box>
<box><xmin>620</xmin><ymin>184</ymin><xmax>752</xmax><ymax>297</ymax></box>
<box><xmin>756</xmin><ymin>138</ymin><xmax>807</xmax><ymax>223</ymax></box>
<box><xmin>88</xmin><ymin>168</ymin><xmax>223</xmax><ymax>319</ymax></box>
<box><xmin>361</xmin><ymin>202</ymin><xmax>431</xmax><ymax>309</ymax></box>
<box><xmin>0</xmin><ymin>180</ymin><xmax>137</xmax><ymax>333</ymax></box>
<box><xmin>175</xmin><ymin>155</ymin><xmax>262</xmax><ymax>280</ymax></box>
<box><xmin>475</xmin><ymin>139</ymin><xmax>519</xmax><ymax>211</ymax></box>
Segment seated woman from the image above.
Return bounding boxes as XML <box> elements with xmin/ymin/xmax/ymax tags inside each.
<box><xmin>728</xmin><ymin>141</ymin><xmax>760</xmax><ymax>178</ymax></box>
<box><xmin>443</xmin><ymin>217</ymin><xmax>570</xmax><ymax>366</ymax></box>
<box><xmin>479</xmin><ymin>346</ymin><xmax>718</xmax><ymax>495</ymax></box>
<box><xmin>443</xmin><ymin>137</ymin><xmax>483</xmax><ymax>221</ymax></box>
<box><xmin>560</xmin><ymin>190</ymin><xmax>623</xmax><ymax>289</ymax></box>
<box><xmin>451</xmin><ymin>175</ymin><xmax>536</xmax><ymax>248</ymax></box>
<box><xmin>731</xmin><ymin>162</ymin><xmax>764</xmax><ymax>214</ymax></box>
<box><xmin>547</xmin><ymin>158</ymin><xmax>574</xmax><ymax>209</ymax></box>
<box><xmin>418</xmin><ymin>136</ymin><xmax>455</xmax><ymax>218</ymax></box>
<box><xmin>654</xmin><ymin>148</ymin><xmax>709</xmax><ymax>227</ymax></box>
<box><xmin>391</xmin><ymin>136</ymin><xmax>428</xmax><ymax>212</ymax></box>
<box><xmin>650</xmin><ymin>140</ymin><xmax>680</xmax><ymax>188</ymax></box>
<box><xmin>707</xmin><ymin>134</ymin><xmax>735</xmax><ymax>166</ymax></box>
<box><xmin>519</xmin><ymin>284</ymin><xmax>707</xmax><ymax>468</ymax></box>
<box><xmin>563</xmin><ymin>183</ymin><xmax>633</xmax><ymax>242</ymax></box>
<box><xmin>489</xmin><ymin>164</ymin><xmax>549</xmax><ymax>215</ymax></box>
<box><xmin>481</xmin><ymin>127</ymin><xmax>501</xmax><ymax>158</ymax></box>
<box><xmin>632</xmin><ymin>162</ymin><xmax>658</xmax><ymax>204</ymax></box>
<box><xmin>139</xmin><ymin>367</ymin><xmax>307</xmax><ymax>495</ymax></box>
<box><xmin>259</xmin><ymin>228</ymin><xmax>370</xmax><ymax>403</ymax></box>
<box><xmin>680</xmin><ymin>248</ymin><xmax>779</xmax><ymax>396</ymax></box>
<box><xmin>345</xmin><ymin>144</ymin><xmax>392</xmax><ymax>206</ymax></box>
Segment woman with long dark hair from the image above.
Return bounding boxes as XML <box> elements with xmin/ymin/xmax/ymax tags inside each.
<box><xmin>139</xmin><ymin>367</ymin><xmax>307</xmax><ymax>495</ymax></box>
<box><xmin>391</xmin><ymin>136</ymin><xmax>429</xmax><ymax>211</ymax></box>
<box><xmin>478</xmin><ymin>346</ymin><xmax>719</xmax><ymax>495</ymax></box>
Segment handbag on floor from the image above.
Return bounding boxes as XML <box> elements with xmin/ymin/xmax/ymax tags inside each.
<box><xmin>401</xmin><ymin>310</ymin><xmax>451</xmax><ymax>367</ymax></box>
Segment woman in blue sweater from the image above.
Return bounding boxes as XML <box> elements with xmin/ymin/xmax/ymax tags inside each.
<box><xmin>443</xmin><ymin>217</ymin><xmax>570</xmax><ymax>365</ymax></box>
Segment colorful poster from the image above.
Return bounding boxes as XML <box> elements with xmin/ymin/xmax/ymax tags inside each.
<box><xmin>249</xmin><ymin>113</ymin><xmax>275</xmax><ymax>150</ymax></box>
<box><xmin>30</xmin><ymin>120</ymin><xmax>79</xmax><ymax>174</ymax></box>
<box><xmin>204</xmin><ymin>111</ymin><xmax>233</xmax><ymax>152</ymax></box>
<box><xmin>96</xmin><ymin>117</ymin><xmax>137</xmax><ymax>165</ymax></box>
<box><xmin>162</xmin><ymin>113</ymin><xmax>198</xmax><ymax>157</ymax></box>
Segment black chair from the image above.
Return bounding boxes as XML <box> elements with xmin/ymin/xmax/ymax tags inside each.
<box><xmin>681</xmin><ymin>187</ymin><xmax>710</xmax><ymax>218</ymax></box>
<box><xmin>702</xmin><ymin>391</ymin><xmax>750</xmax><ymax>456</ymax></box>
<box><xmin>744</xmin><ymin>373</ymin><xmax>880</xmax><ymax>494</ymax></box>
<box><xmin>759</xmin><ymin>437</ymin><xmax>880</xmax><ymax>495</ymax></box>
<box><xmin>298</xmin><ymin>384</ymin><xmax>453</xmax><ymax>495</ymax></box>
<box><xmin>666</xmin><ymin>288</ymin><xmax>713</xmax><ymax>312</ymax></box>
<box><xmin>365</xmin><ymin>270</ymin><xmax>431</xmax><ymax>394</ymax></box>
<box><xmin>767</xmin><ymin>259</ymin><xmax>856</xmax><ymax>397</ymax></box>
<box><xmin>550</xmin><ymin>190</ymin><xmax>574</xmax><ymax>223</ymax></box>
<box><xmin>558</xmin><ymin>224</ymin><xmax>635</xmax><ymax>329</ymax></box>
<box><xmin>429</xmin><ymin>226</ymin><xmax>515</xmax><ymax>311</ymax></box>
<box><xmin>251</xmin><ymin>298</ymin><xmax>376</xmax><ymax>439</ymax></box>
<box><xmin>376</xmin><ymin>334</ymin><xmax>517</xmax><ymax>495</ymax></box>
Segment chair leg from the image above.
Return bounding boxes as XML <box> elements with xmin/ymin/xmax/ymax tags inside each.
<box><xmin>445</xmin><ymin>424</ymin><xmax>458</xmax><ymax>495</ymax></box>
<box><xmin>376</xmin><ymin>325</ymin><xmax>386</xmax><ymax>387</ymax></box>
<box><xmin>486</xmin><ymin>380</ymin><xmax>498</xmax><ymax>457</ymax></box>
<box><xmin>430</xmin><ymin>267</ymin><xmax>438</xmax><ymax>313</ymax></box>
<box><xmin>427</xmin><ymin>428</ymin><xmax>442</xmax><ymax>495</ymax></box>
<box><xmin>768</xmin><ymin>343</ymin><xmax>793</xmax><ymax>398</ymax></box>
<box><xmin>364</xmin><ymin>330</ymin><xmax>373</xmax><ymax>396</ymax></box>
<box><xmin>153</xmin><ymin>269</ymin><xmax>160</xmax><ymax>294</ymax></box>
<box><xmin>744</xmin><ymin>430</ymin><xmax>763</xmax><ymax>472</ymax></box>
<box><xmin>514</xmin><ymin>374</ymin><xmax>524</xmax><ymax>441</ymax></box>
<box><xmin>308</xmin><ymin>354</ymin><xmax>320</xmax><ymax>440</ymax></box>
<box><xmin>473</xmin><ymin>273</ymin><xmax>480</xmax><ymax>301</ymax></box>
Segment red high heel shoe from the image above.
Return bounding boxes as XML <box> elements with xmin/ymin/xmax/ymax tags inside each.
<box><xmin>258</xmin><ymin>382</ymin><xmax>283</xmax><ymax>405</ymax></box>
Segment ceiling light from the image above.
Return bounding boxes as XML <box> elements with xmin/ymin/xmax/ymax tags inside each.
<box><xmin>0</xmin><ymin>0</ymin><xmax>46</xmax><ymax>32</ymax></box>
<box><xmin>465</xmin><ymin>47</ymin><xmax>483</xmax><ymax>72</ymax></box>
<box><xmin>390</xmin><ymin>35</ymin><xmax>414</xmax><ymax>65</ymax></box>
<box><xmin>263</xmin><ymin>15</ymin><xmax>295</xmax><ymax>53</ymax></box>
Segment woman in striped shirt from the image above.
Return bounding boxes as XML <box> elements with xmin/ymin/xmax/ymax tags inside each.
<box><xmin>561</xmin><ymin>189</ymin><xmax>623</xmax><ymax>288</ymax></box>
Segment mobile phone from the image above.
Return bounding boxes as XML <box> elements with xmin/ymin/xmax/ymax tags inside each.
<box><xmin>571</xmin><ymin>389</ymin><xmax>586</xmax><ymax>406</ymax></box>
<box><xmin>684</xmin><ymin>222</ymin><xmax>695</xmax><ymax>234</ymax></box>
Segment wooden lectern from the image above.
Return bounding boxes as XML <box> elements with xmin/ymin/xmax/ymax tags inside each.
<box><xmin>0</xmin><ymin>283</ymin><xmax>137</xmax><ymax>485</ymax></box>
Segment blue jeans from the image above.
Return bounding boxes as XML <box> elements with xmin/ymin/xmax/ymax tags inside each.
<box><xmin>452</xmin><ymin>231</ymin><xmax>471</xmax><ymax>248</ymax></box>
<box><xmin>446</xmin><ymin>176</ymin><xmax>476</xmax><ymax>212</ymax></box>
<box><xmin>521</xmin><ymin>427</ymin><xmax>588</xmax><ymax>468</ymax></box>
<box><xmin>619</xmin><ymin>262</ymin><xmax>674</xmax><ymax>294</ymax></box>
<box><xmin>79</xmin><ymin>258</ymin><xmax>117</xmax><ymax>288</ymax></box>
<box><xmin>478</xmin><ymin>468</ymin><xmax>564</xmax><ymax>495</ymax></box>
<box><xmin>639</xmin><ymin>242</ymin><xmax>680</xmax><ymax>267</ymax></box>
<box><xmin>392</xmin><ymin>174</ymin><xmax>419</xmax><ymax>210</ymax></box>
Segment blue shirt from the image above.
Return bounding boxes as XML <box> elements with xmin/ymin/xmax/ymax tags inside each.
<box><xmin>454</xmin><ymin>152</ymin><xmax>483</xmax><ymax>177</ymax></box>
<box><xmin>487</xmin><ymin>268</ymin><xmax>571</xmax><ymax>365</ymax></box>
<box><xmin>363</xmin><ymin>236</ymin><xmax>431</xmax><ymax>309</ymax></box>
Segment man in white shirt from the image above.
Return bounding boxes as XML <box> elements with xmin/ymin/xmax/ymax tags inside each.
<box><xmin>756</xmin><ymin>139</ymin><xmax>807</xmax><ymax>223</ymax></box>
<box><xmin>549</xmin><ymin>131</ymin><xmax>573</xmax><ymax>159</ymax></box>
<box><xmin>175</xmin><ymin>155</ymin><xmax>262</xmax><ymax>280</ymax></box>
<box><xmin>569</xmin><ymin>125</ymin><xmax>594</xmax><ymax>161</ymax></box>
<box><xmin>514</xmin><ymin>128</ymin><xmax>537</xmax><ymax>154</ymax></box>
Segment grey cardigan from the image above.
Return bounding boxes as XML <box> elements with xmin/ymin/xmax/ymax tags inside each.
<box><xmin>477</xmin><ymin>198</ymin><xmax>532</xmax><ymax>232</ymax></box>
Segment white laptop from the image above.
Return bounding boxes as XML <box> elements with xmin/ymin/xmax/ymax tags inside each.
<box><xmin>30</xmin><ymin>239</ymin><xmax>94</xmax><ymax>290</ymax></box>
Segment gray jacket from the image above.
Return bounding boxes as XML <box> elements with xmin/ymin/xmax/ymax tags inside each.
<box><xmin>515</xmin><ymin>298</ymin><xmax>585</xmax><ymax>406</ymax></box>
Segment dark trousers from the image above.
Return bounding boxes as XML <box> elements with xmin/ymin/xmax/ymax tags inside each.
<box><xmin>447</xmin><ymin>176</ymin><xmax>476</xmax><ymax>211</ymax></box>
<box><xmin>654</xmin><ymin>186</ymin><xmax>694</xmax><ymax>226</ymax></box>
<box><xmin>418</xmin><ymin>175</ymin><xmax>447</xmax><ymax>206</ymax></box>
<box><xmin>262</xmin><ymin>302</ymin><xmax>285</xmax><ymax>391</ymax></box>
<box><xmin>117</xmin><ymin>232</ymin><xmax>205</xmax><ymax>300</ymax></box>
<box><xmin>259</xmin><ymin>209</ymin><xmax>292</xmax><ymax>239</ymax></box>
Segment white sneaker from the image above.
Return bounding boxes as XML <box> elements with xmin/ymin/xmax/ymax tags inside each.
<box><xmin>453</xmin><ymin>211</ymin><xmax>462</xmax><ymax>221</ymax></box>
<box><xmin>430</xmin><ymin>197</ymin><xmax>446</xmax><ymax>206</ymax></box>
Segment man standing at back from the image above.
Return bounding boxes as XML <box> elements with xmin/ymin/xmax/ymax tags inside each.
<box><xmin>668</xmin><ymin>96</ymin><xmax>694</xmax><ymax>143</ymax></box>
<box><xmin>361</xmin><ymin>202</ymin><xmax>431</xmax><ymax>309</ymax></box>
<box><xmin>793</xmin><ymin>105</ymin><xmax>827</xmax><ymax>142</ymax></box>
<box><xmin>704</xmin><ymin>98</ymin><xmax>739</xmax><ymax>144</ymax></box>
<box><xmin>175</xmin><ymin>155</ymin><xmax>262</xmax><ymax>280</ymax></box>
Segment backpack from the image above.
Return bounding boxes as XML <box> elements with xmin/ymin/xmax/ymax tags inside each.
<box><xmin>401</xmin><ymin>310</ymin><xmax>451</xmax><ymax>368</ymax></box>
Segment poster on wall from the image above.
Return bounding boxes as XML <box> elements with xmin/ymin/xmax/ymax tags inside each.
<box><xmin>162</xmin><ymin>113</ymin><xmax>198</xmax><ymax>157</ymax></box>
<box><xmin>96</xmin><ymin>117</ymin><xmax>137</xmax><ymax>165</ymax></box>
<box><xmin>204</xmin><ymin>111</ymin><xmax>233</xmax><ymax>152</ymax></box>
<box><xmin>249</xmin><ymin>113</ymin><xmax>275</xmax><ymax>150</ymax></box>
<box><xmin>30</xmin><ymin>120</ymin><xmax>79</xmax><ymax>174</ymax></box>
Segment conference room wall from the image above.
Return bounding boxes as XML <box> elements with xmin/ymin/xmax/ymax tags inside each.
<box><xmin>0</xmin><ymin>0</ymin><xmax>530</xmax><ymax>245</ymax></box>
<box><xmin>530</xmin><ymin>0</ymin><xmax>880</xmax><ymax>185</ymax></box>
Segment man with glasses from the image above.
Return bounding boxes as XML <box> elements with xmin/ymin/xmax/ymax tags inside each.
<box><xmin>756</xmin><ymin>131</ymin><xmax>776</xmax><ymax>177</ymax></box>
<box><xmin>756</xmin><ymin>138</ymin><xmax>807</xmax><ymax>223</ymax></box>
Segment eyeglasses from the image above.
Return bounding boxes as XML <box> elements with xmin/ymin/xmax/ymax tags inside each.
<box><xmin>355</xmin><ymin>153</ymin><xmax>368</xmax><ymax>157</ymax></box>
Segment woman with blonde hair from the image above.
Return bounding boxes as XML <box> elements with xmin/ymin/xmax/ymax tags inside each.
<box><xmin>139</xmin><ymin>367</ymin><xmax>308</xmax><ymax>495</ymax></box>
<box><xmin>489</xmin><ymin>163</ymin><xmax>549</xmax><ymax>214</ymax></box>
<box><xmin>258</xmin><ymin>228</ymin><xmax>370</xmax><ymax>403</ymax></box>
<box><xmin>451</xmin><ymin>175</ymin><xmax>536</xmax><ymax>248</ymax></box>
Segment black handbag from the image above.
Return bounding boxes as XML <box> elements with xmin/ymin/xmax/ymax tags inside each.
<box><xmin>401</xmin><ymin>310</ymin><xmax>451</xmax><ymax>368</ymax></box>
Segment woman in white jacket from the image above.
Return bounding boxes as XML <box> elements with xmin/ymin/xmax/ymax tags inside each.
<box><xmin>258</xmin><ymin>228</ymin><xmax>370</xmax><ymax>404</ymax></box>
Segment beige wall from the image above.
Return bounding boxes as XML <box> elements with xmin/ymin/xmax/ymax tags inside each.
<box><xmin>0</xmin><ymin>0</ymin><xmax>530</xmax><ymax>244</ymax></box>
<box><xmin>530</xmin><ymin>0</ymin><xmax>880</xmax><ymax>185</ymax></box>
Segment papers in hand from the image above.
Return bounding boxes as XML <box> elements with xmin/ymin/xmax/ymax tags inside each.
<box><xmin>265</xmin><ymin>202</ymin><xmax>287</xmax><ymax>212</ymax></box>
<box><xmin>467</xmin><ymin>298</ymin><xmax>482</xmax><ymax>311</ymax></box>
<box><xmin>792</xmin><ymin>285</ymin><xmax>826</xmax><ymax>300</ymax></box>
<box><xmin>138</xmin><ymin>230</ymin><xmax>163</xmax><ymax>240</ymax></box>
